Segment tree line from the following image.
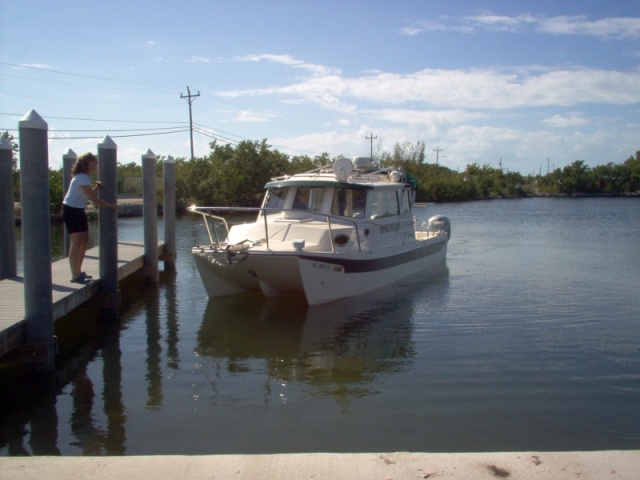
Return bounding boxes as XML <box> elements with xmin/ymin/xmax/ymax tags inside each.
<box><xmin>3</xmin><ymin>131</ymin><xmax>639</xmax><ymax>215</ymax></box>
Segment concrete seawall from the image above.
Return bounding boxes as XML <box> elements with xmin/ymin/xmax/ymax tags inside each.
<box><xmin>1</xmin><ymin>451</ymin><xmax>639</xmax><ymax>479</ymax></box>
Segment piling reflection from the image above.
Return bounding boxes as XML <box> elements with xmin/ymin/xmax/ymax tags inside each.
<box><xmin>145</xmin><ymin>287</ymin><xmax>163</xmax><ymax>409</ymax></box>
<box><xmin>164</xmin><ymin>271</ymin><xmax>180</xmax><ymax>370</ymax></box>
<box><xmin>70</xmin><ymin>366</ymin><xmax>103</xmax><ymax>454</ymax></box>
<box><xmin>101</xmin><ymin>322</ymin><xmax>126</xmax><ymax>455</ymax></box>
<box><xmin>27</xmin><ymin>376</ymin><xmax>60</xmax><ymax>455</ymax></box>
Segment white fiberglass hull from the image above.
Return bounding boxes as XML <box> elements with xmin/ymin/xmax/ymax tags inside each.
<box><xmin>192</xmin><ymin>236</ymin><xmax>448</xmax><ymax>305</ymax></box>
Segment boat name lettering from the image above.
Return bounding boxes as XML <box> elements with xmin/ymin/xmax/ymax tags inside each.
<box><xmin>311</xmin><ymin>262</ymin><xmax>344</xmax><ymax>273</ymax></box>
<box><xmin>380</xmin><ymin>223</ymin><xmax>400</xmax><ymax>234</ymax></box>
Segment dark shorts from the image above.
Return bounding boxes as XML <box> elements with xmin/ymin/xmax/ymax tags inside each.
<box><xmin>62</xmin><ymin>204</ymin><xmax>88</xmax><ymax>234</ymax></box>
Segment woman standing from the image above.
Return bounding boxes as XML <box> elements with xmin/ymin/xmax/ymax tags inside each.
<box><xmin>62</xmin><ymin>152</ymin><xmax>119</xmax><ymax>284</ymax></box>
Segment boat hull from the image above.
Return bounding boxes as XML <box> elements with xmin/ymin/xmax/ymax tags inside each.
<box><xmin>192</xmin><ymin>236</ymin><xmax>447</xmax><ymax>305</ymax></box>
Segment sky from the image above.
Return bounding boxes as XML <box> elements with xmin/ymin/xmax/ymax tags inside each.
<box><xmin>2</xmin><ymin>0</ymin><xmax>640</xmax><ymax>175</ymax></box>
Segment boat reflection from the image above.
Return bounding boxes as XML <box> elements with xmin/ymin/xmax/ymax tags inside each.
<box><xmin>0</xmin><ymin>265</ymin><xmax>449</xmax><ymax>455</ymax></box>
<box><xmin>195</xmin><ymin>264</ymin><xmax>450</xmax><ymax>408</ymax></box>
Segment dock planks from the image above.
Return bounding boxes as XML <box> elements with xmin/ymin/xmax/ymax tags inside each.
<box><xmin>0</xmin><ymin>241</ymin><xmax>164</xmax><ymax>359</ymax></box>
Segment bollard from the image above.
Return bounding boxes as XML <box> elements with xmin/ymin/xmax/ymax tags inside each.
<box><xmin>19</xmin><ymin>110</ymin><xmax>55</xmax><ymax>370</ymax></box>
<box><xmin>163</xmin><ymin>155</ymin><xmax>176</xmax><ymax>271</ymax></box>
<box><xmin>142</xmin><ymin>149</ymin><xmax>158</xmax><ymax>284</ymax></box>
<box><xmin>98</xmin><ymin>136</ymin><xmax>119</xmax><ymax>320</ymax></box>
<box><xmin>0</xmin><ymin>136</ymin><xmax>17</xmax><ymax>280</ymax></box>
<box><xmin>62</xmin><ymin>148</ymin><xmax>77</xmax><ymax>258</ymax></box>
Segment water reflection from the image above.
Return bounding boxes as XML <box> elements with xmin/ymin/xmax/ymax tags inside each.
<box><xmin>195</xmin><ymin>267</ymin><xmax>448</xmax><ymax>411</ymax></box>
<box><xmin>0</xmin><ymin>322</ymin><xmax>125</xmax><ymax>455</ymax></box>
<box><xmin>101</xmin><ymin>323</ymin><xmax>126</xmax><ymax>455</ymax></box>
<box><xmin>5</xmin><ymin>199</ymin><xmax>640</xmax><ymax>454</ymax></box>
<box><xmin>0</xmin><ymin>261</ymin><xmax>450</xmax><ymax>455</ymax></box>
<box><xmin>145</xmin><ymin>289</ymin><xmax>163</xmax><ymax>409</ymax></box>
<box><xmin>164</xmin><ymin>272</ymin><xmax>180</xmax><ymax>370</ymax></box>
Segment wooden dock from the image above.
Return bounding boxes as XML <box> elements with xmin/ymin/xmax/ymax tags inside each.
<box><xmin>0</xmin><ymin>241</ymin><xmax>164</xmax><ymax>360</ymax></box>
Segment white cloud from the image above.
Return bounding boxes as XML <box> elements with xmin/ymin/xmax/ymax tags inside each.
<box><xmin>542</xmin><ymin>113</ymin><xmax>589</xmax><ymax>128</ymax></box>
<box><xmin>538</xmin><ymin>16</ymin><xmax>640</xmax><ymax>39</ymax></box>
<box><xmin>464</xmin><ymin>12</ymin><xmax>538</xmax><ymax>32</ymax></box>
<box><xmin>363</xmin><ymin>108</ymin><xmax>486</xmax><ymax>126</ymax></box>
<box><xmin>398</xmin><ymin>26</ymin><xmax>424</xmax><ymax>36</ymax></box>
<box><xmin>399</xmin><ymin>13</ymin><xmax>640</xmax><ymax>39</ymax></box>
<box><xmin>397</xmin><ymin>18</ymin><xmax>473</xmax><ymax>36</ymax></box>
<box><xmin>14</xmin><ymin>63</ymin><xmax>51</xmax><ymax>70</ymax></box>
<box><xmin>218</xmin><ymin>53</ymin><xmax>640</xmax><ymax>173</ymax></box>
<box><xmin>187</xmin><ymin>56</ymin><xmax>212</xmax><ymax>63</ymax></box>
<box><xmin>235</xmin><ymin>53</ymin><xmax>341</xmax><ymax>76</ymax></box>
<box><xmin>233</xmin><ymin>109</ymin><xmax>276</xmax><ymax>122</ymax></box>
<box><xmin>221</xmin><ymin>64</ymin><xmax>640</xmax><ymax>110</ymax></box>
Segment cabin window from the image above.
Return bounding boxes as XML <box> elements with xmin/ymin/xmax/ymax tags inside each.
<box><xmin>293</xmin><ymin>187</ymin><xmax>326</xmax><ymax>211</ymax></box>
<box><xmin>264</xmin><ymin>187</ymin><xmax>287</xmax><ymax>214</ymax></box>
<box><xmin>331</xmin><ymin>188</ymin><xmax>367</xmax><ymax>218</ymax></box>
<box><xmin>370</xmin><ymin>190</ymin><xmax>400</xmax><ymax>219</ymax></box>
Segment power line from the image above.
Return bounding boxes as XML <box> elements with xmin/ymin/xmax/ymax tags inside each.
<box><xmin>1</xmin><ymin>111</ymin><xmax>186</xmax><ymax>124</ymax></box>
<box><xmin>1</xmin><ymin>91</ymin><xmax>176</xmax><ymax>106</ymax></box>
<box><xmin>48</xmin><ymin>126</ymin><xmax>188</xmax><ymax>133</ymax></box>
<box><xmin>0</xmin><ymin>61</ymin><xmax>181</xmax><ymax>90</ymax></box>
<box><xmin>48</xmin><ymin>129</ymin><xmax>190</xmax><ymax>140</ymax></box>
<box><xmin>0</xmin><ymin>72</ymin><xmax>176</xmax><ymax>94</ymax></box>
<box><xmin>3</xmin><ymin>128</ymin><xmax>191</xmax><ymax>140</ymax></box>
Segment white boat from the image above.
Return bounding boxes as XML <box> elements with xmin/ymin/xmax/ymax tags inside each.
<box><xmin>189</xmin><ymin>156</ymin><xmax>451</xmax><ymax>305</ymax></box>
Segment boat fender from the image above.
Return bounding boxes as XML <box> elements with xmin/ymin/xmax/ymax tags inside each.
<box><xmin>225</xmin><ymin>242</ymin><xmax>250</xmax><ymax>264</ymax></box>
<box><xmin>224</xmin><ymin>247</ymin><xmax>235</xmax><ymax>264</ymax></box>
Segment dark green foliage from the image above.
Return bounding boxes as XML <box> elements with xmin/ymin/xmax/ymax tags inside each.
<box><xmin>15</xmin><ymin>138</ymin><xmax>639</xmax><ymax>216</ymax></box>
<box><xmin>172</xmin><ymin>144</ymin><xmax>640</xmax><ymax>207</ymax></box>
<box><xmin>172</xmin><ymin>140</ymin><xmax>330</xmax><ymax>209</ymax></box>
<box><xmin>1</xmin><ymin>131</ymin><xmax>18</xmax><ymax>171</ymax></box>
<box><xmin>49</xmin><ymin>168</ymin><xmax>64</xmax><ymax>214</ymax></box>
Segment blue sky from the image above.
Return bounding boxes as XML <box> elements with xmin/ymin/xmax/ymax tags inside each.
<box><xmin>2</xmin><ymin>0</ymin><xmax>639</xmax><ymax>174</ymax></box>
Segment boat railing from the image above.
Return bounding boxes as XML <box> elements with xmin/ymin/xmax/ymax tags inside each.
<box><xmin>188</xmin><ymin>206</ymin><xmax>364</xmax><ymax>253</ymax></box>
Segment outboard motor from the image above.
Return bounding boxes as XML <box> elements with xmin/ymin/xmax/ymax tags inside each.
<box><xmin>427</xmin><ymin>215</ymin><xmax>451</xmax><ymax>240</ymax></box>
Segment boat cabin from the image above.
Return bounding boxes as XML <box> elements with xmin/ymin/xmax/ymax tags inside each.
<box><xmin>260</xmin><ymin>158</ymin><xmax>414</xmax><ymax>223</ymax></box>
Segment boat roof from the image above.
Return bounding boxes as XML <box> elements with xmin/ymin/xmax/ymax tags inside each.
<box><xmin>265</xmin><ymin>159</ymin><xmax>409</xmax><ymax>190</ymax></box>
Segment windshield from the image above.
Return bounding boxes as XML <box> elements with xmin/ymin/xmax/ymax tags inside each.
<box><xmin>263</xmin><ymin>187</ymin><xmax>287</xmax><ymax>214</ymax></box>
<box><xmin>331</xmin><ymin>188</ymin><xmax>367</xmax><ymax>218</ymax></box>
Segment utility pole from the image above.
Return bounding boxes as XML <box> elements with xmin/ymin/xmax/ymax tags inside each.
<box><xmin>181</xmin><ymin>86</ymin><xmax>200</xmax><ymax>161</ymax></box>
<box><xmin>365</xmin><ymin>132</ymin><xmax>377</xmax><ymax>157</ymax></box>
<box><xmin>433</xmin><ymin>147</ymin><xmax>443</xmax><ymax>166</ymax></box>
<box><xmin>432</xmin><ymin>147</ymin><xmax>443</xmax><ymax>176</ymax></box>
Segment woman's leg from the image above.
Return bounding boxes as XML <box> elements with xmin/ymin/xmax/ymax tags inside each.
<box><xmin>76</xmin><ymin>231</ymin><xmax>89</xmax><ymax>275</ymax></box>
<box><xmin>68</xmin><ymin>231</ymin><xmax>89</xmax><ymax>278</ymax></box>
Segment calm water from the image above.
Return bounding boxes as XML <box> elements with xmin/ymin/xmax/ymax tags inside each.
<box><xmin>1</xmin><ymin>197</ymin><xmax>639</xmax><ymax>455</ymax></box>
